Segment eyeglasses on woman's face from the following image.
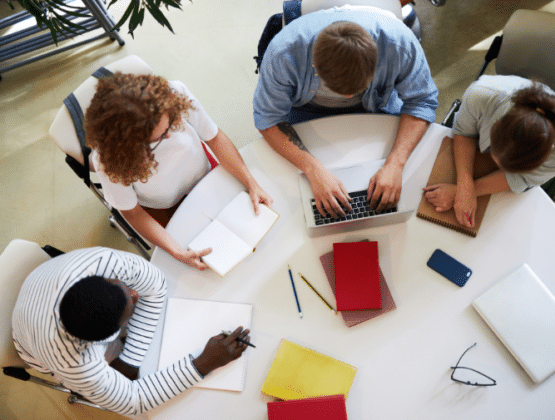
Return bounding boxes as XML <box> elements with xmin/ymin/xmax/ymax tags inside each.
<box><xmin>149</xmin><ymin>114</ymin><xmax>174</xmax><ymax>151</ymax></box>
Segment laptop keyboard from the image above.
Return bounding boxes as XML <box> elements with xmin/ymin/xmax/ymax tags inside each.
<box><xmin>311</xmin><ymin>189</ymin><xmax>397</xmax><ymax>225</ymax></box>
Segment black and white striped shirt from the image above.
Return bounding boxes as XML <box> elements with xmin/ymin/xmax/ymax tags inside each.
<box><xmin>12</xmin><ymin>247</ymin><xmax>203</xmax><ymax>415</ymax></box>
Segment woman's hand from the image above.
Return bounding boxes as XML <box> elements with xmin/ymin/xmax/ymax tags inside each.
<box><xmin>423</xmin><ymin>183</ymin><xmax>457</xmax><ymax>212</ymax></box>
<box><xmin>174</xmin><ymin>248</ymin><xmax>212</xmax><ymax>271</ymax></box>
<box><xmin>248</xmin><ymin>184</ymin><xmax>274</xmax><ymax>215</ymax></box>
<box><xmin>453</xmin><ymin>182</ymin><xmax>477</xmax><ymax>228</ymax></box>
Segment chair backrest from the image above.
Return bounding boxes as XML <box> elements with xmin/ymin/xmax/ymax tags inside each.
<box><xmin>48</xmin><ymin>55</ymin><xmax>154</xmax><ymax>167</ymax></box>
<box><xmin>301</xmin><ymin>0</ymin><xmax>402</xmax><ymax>20</ymax></box>
<box><xmin>0</xmin><ymin>240</ymin><xmax>52</xmax><ymax>368</ymax></box>
<box><xmin>496</xmin><ymin>10</ymin><xmax>555</xmax><ymax>89</ymax></box>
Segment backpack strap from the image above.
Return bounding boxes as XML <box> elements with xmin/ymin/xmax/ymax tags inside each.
<box><xmin>283</xmin><ymin>0</ymin><xmax>302</xmax><ymax>25</ymax></box>
<box><xmin>62</xmin><ymin>67</ymin><xmax>113</xmax><ymax>187</ymax></box>
<box><xmin>254</xmin><ymin>2</ymin><xmax>303</xmax><ymax>74</ymax></box>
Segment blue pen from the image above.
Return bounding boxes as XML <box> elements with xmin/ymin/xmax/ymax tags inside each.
<box><xmin>288</xmin><ymin>265</ymin><xmax>303</xmax><ymax>318</ymax></box>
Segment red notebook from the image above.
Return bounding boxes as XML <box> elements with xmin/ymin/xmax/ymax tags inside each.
<box><xmin>320</xmin><ymin>248</ymin><xmax>396</xmax><ymax>327</ymax></box>
<box><xmin>267</xmin><ymin>395</ymin><xmax>348</xmax><ymax>420</ymax></box>
<box><xmin>333</xmin><ymin>241</ymin><xmax>381</xmax><ymax>311</ymax></box>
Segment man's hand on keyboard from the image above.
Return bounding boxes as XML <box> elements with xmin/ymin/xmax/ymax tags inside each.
<box><xmin>367</xmin><ymin>162</ymin><xmax>403</xmax><ymax>212</ymax></box>
<box><xmin>306</xmin><ymin>164</ymin><xmax>352</xmax><ymax>219</ymax></box>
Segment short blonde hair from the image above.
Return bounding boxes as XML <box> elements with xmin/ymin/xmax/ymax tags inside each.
<box><xmin>313</xmin><ymin>21</ymin><xmax>377</xmax><ymax>95</ymax></box>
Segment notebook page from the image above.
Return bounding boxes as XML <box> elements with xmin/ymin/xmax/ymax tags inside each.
<box><xmin>216</xmin><ymin>191</ymin><xmax>279</xmax><ymax>248</ymax></box>
<box><xmin>188</xmin><ymin>219</ymin><xmax>253</xmax><ymax>276</ymax></box>
<box><xmin>158</xmin><ymin>298</ymin><xmax>253</xmax><ymax>391</ymax></box>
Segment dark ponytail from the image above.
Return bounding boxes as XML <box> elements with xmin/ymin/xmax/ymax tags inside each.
<box><xmin>490</xmin><ymin>82</ymin><xmax>555</xmax><ymax>173</ymax></box>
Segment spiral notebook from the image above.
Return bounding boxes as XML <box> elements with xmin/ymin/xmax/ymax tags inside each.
<box><xmin>416</xmin><ymin>136</ymin><xmax>498</xmax><ymax>237</ymax></box>
<box><xmin>158</xmin><ymin>298</ymin><xmax>253</xmax><ymax>391</ymax></box>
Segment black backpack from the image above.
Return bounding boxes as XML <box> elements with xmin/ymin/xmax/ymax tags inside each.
<box><xmin>253</xmin><ymin>1</ymin><xmax>302</xmax><ymax>74</ymax></box>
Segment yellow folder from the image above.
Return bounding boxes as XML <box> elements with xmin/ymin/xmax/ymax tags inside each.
<box><xmin>261</xmin><ymin>339</ymin><xmax>357</xmax><ymax>400</ymax></box>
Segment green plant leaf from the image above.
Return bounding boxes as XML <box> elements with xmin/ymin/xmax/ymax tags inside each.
<box><xmin>43</xmin><ymin>18</ymin><xmax>58</xmax><ymax>44</ymax></box>
<box><xmin>111</xmin><ymin>0</ymin><xmax>135</xmax><ymax>32</ymax></box>
<box><xmin>145</xmin><ymin>0</ymin><xmax>174</xmax><ymax>33</ymax></box>
<box><xmin>128</xmin><ymin>8</ymin><xmax>142</xmax><ymax>34</ymax></box>
<box><xmin>52</xmin><ymin>10</ymin><xmax>88</xmax><ymax>32</ymax></box>
<box><xmin>46</xmin><ymin>0</ymin><xmax>90</xmax><ymax>17</ymax></box>
<box><xmin>162</xmin><ymin>0</ymin><xmax>183</xmax><ymax>10</ymax></box>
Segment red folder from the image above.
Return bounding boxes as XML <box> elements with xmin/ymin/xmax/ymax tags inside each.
<box><xmin>267</xmin><ymin>394</ymin><xmax>348</xmax><ymax>420</ymax></box>
<box><xmin>333</xmin><ymin>241</ymin><xmax>382</xmax><ymax>311</ymax></box>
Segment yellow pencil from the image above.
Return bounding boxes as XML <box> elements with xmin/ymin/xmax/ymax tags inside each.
<box><xmin>298</xmin><ymin>273</ymin><xmax>338</xmax><ymax>315</ymax></box>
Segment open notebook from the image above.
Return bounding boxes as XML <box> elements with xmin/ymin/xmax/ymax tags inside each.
<box><xmin>188</xmin><ymin>191</ymin><xmax>279</xmax><ymax>276</ymax></box>
<box><xmin>158</xmin><ymin>297</ymin><xmax>253</xmax><ymax>391</ymax></box>
<box><xmin>473</xmin><ymin>264</ymin><xmax>555</xmax><ymax>383</ymax></box>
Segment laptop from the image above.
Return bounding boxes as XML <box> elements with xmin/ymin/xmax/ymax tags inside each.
<box><xmin>473</xmin><ymin>264</ymin><xmax>555</xmax><ymax>383</ymax></box>
<box><xmin>299</xmin><ymin>159</ymin><xmax>414</xmax><ymax>237</ymax></box>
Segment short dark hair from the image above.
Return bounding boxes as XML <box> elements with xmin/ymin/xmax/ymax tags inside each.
<box><xmin>313</xmin><ymin>21</ymin><xmax>377</xmax><ymax>96</ymax></box>
<box><xmin>59</xmin><ymin>276</ymin><xmax>127</xmax><ymax>341</ymax></box>
<box><xmin>490</xmin><ymin>82</ymin><xmax>555</xmax><ymax>173</ymax></box>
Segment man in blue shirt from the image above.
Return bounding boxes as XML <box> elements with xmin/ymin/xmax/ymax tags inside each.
<box><xmin>253</xmin><ymin>7</ymin><xmax>438</xmax><ymax>217</ymax></box>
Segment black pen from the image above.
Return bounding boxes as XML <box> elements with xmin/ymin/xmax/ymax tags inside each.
<box><xmin>222</xmin><ymin>330</ymin><xmax>256</xmax><ymax>348</ymax></box>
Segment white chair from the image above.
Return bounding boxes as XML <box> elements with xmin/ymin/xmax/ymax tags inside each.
<box><xmin>0</xmin><ymin>239</ymin><xmax>108</xmax><ymax>411</ymax></box>
<box><xmin>442</xmin><ymin>9</ymin><xmax>555</xmax><ymax>127</ymax></box>
<box><xmin>300</xmin><ymin>0</ymin><xmax>402</xmax><ymax>20</ymax></box>
<box><xmin>49</xmin><ymin>55</ymin><xmax>154</xmax><ymax>260</ymax></box>
<box><xmin>440</xmin><ymin>9</ymin><xmax>555</xmax><ymax>199</ymax></box>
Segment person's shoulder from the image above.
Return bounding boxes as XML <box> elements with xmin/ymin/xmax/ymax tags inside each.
<box><xmin>472</xmin><ymin>75</ymin><xmax>532</xmax><ymax>95</ymax></box>
<box><xmin>168</xmin><ymin>80</ymin><xmax>191</xmax><ymax>96</ymax></box>
<box><xmin>63</xmin><ymin>247</ymin><xmax>146</xmax><ymax>265</ymax></box>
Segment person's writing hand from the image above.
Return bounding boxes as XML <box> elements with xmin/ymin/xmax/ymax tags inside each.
<box><xmin>453</xmin><ymin>182</ymin><xmax>477</xmax><ymax>228</ymax></box>
<box><xmin>367</xmin><ymin>162</ymin><xmax>403</xmax><ymax>212</ymax></box>
<box><xmin>307</xmin><ymin>164</ymin><xmax>351</xmax><ymax>219</ymax></box>
<box><xmin>248</xmin><ymin>184</ymin><xmax>274</xmax><ymax>215</ymax></box>
<box><xmin>175</xmin><ymin>248</ymin><xmax>212</xmax><ymax>271</ymax></box>
<box><xmin>192</xmin><ymin>327</ymin><xmax>250</xmax><ymax>376</ymax></box>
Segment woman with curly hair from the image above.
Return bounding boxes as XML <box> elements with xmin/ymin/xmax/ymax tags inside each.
<box><xmin>85</xmin><ymin>72</ymin><xmax>272</xmax><ymax>270</ymax></box>
<box><xmin>423</xmin><ymin>75</ymin><xmax>555</xmax><ymax>228</ymax></box>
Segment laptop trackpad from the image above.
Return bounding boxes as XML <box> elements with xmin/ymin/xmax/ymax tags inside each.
<box><xmin>330</xmin><ymin>160</ymin><xmax>384</xmax><ymax>192</ymax></box>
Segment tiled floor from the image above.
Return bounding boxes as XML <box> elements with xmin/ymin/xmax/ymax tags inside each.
<box><xmin>1</xmin><ymin>0</ymin><xmax>554</xmax><ymax>418</ymax></box>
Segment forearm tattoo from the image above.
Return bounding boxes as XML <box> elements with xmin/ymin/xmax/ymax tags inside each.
<box><xmin>277</xmin><ymin>122</ymin><xmax>309</xmax><ymax>152</ymax></box>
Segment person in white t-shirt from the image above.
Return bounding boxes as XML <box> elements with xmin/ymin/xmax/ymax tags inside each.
<box><xmin>85</xmin><ymin>72</ymin><xmax>273</xmax><ymax>270</ymax></box>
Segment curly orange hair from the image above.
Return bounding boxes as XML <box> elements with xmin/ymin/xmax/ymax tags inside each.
<box><xmin>85</xmin><ymin>72</ymin><xmax>194</xmax><ymax>186</ymax></box>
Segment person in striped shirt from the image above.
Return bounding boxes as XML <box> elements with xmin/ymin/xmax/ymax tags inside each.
<box><xmin>12</xmin><ymin>247</ymin><xmax>250</xmax><ymax>415</ymax></box>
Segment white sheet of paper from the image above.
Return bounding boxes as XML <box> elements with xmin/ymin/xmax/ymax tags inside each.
<box><xmin>158</xmin><ymin>298</ymin><xmax>253</xmax><ymax>391</ymax></box>
<box><xmin>216</xmin><ymin>191</ymin><xmax>279</xmax><ymax>248</ymax></box>
<box><xmin>188</xmin><ymin>219</ymin><xmax>253</xmax><ymax>277</ymax></box>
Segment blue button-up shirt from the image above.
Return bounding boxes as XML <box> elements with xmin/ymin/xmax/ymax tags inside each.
<box><xmin>253</xmin><ymin>8</ymin><xmax>438</xmax><ymax>130</ymax></box>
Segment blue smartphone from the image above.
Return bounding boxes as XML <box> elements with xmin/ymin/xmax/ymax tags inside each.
<box><xmin>427</xmin><ymin>249</ymin><xmax>472</xmax><ymax>287</ymax></box>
